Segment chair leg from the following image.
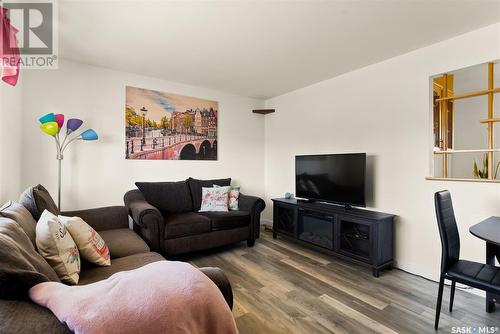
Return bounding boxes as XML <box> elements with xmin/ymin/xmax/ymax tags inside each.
<box><xmin>449</xmin><ymin>280</ymin><xmax>456</xmax><ymax>312</ymax></box>
<box><xmin>435</xmin><ymin>274</ymin><xmax>445</xmax><ymax>330</ymax></box>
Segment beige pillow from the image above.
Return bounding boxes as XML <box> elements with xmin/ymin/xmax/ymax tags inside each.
<box><xmin>59</xmin><ymin>215</ymin><xmax>111</xmax><ymax>267</ymax></box>
<box><xmin>36</xmin><ymin>210</ymin><xmax>80</xmax><ymax>284</ymax></box>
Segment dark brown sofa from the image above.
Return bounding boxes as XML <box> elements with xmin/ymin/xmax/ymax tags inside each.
<box><xmin>124</xmin><ymin>177</ymin><xmax>266</xmax><ymax>256</ymax></box>
<box><xmin>0</xmin><ymin>186</ymin><xmax>233</xmax><ymax>334</ymax></box>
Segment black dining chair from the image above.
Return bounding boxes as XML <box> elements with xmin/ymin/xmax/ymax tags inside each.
<box><xmin>434</xmin><ymin>190</ymin><xmax>500</xmax><ymax>329</ymax></box>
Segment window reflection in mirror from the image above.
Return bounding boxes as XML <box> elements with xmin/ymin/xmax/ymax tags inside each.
<box><xmin>430</xmin><ymin>60</ymin><xmax>500</xmax><ymax>181</ymax></box>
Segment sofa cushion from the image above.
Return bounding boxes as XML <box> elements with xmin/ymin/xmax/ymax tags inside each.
<box><xmin>78</xmin><ymin>252</ymin><xmax>164</xmax><ymax>285</ymax></box>
<box><xmin>0</xmin><ymin>300</ymin><xmax>72</xmax><ymax>334</ymax></box>
<box><xmin>199</xmin><ymin>211</ymin><xmax>250</xmax><ymax>231</ymax></box>
<box><xmin>0</xmin><ymin>217</ymin><xmax>60</xmax><ymax>299</ymax></box>
<box><xmin>187</xmin><ymin>177</ymin><xmax>231</xmax><ymax>211</ymax></box>
<box><xmin>19</xmin><ymin>185</ymin><xmax>60</xmax><ymax>221</ymax></box>
<box><xmin>135</xmin><ymin>181</ymin><xmax>193</xmax><ymax>213</ymax></box>
<box><xmin>98</xmin><ymin>229</ymin><xmax>150</xmax><ymax>259</ymax></box>
<box><xmin>164</xmin><ymin>212</ymin><xmax>211</xmax><ymax>239</ymax></box>
<box><xmin>0</xmin><ymin>201</ymin><xmax>37</xmax><ymax>247</ymax></box>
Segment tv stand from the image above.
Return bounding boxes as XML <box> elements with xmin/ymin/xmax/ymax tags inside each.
<box><xmin>296</xmin><ymin>198</ymin><xmax>315</xmax><ymax>203</ymax></box>
<box><xmin>272</xmin><ymin>198</ymin><xmax>395</xmax><ymax>277</ymax></box>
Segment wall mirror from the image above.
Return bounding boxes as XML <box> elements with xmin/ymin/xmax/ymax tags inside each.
<box><xmin>430</xmin><ymin>60</ymin><xmax>500</xmax><ymax>182</ymax></box>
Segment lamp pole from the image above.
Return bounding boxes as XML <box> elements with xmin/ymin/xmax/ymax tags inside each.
<box><xmin>57</xmin><ymin>153</ymin><xmax>62</xmax><ymax>210</ymax></box>
<box><xmin>141</xmin><ymin>107</ymin><xmax>148</xmax><ymax>149</ymax></box>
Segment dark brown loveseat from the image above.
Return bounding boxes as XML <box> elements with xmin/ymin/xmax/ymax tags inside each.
<box><xmin>0</xmin><ymin>186</ymin><xmax>233</xmax><ymax>334</ymax></box>
<box><xmin>124</xmin><ymin>177</ymin><xmax>266</xmax><ymax>256</ymax></box>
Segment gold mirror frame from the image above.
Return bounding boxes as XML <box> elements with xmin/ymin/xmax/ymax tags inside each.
<box><xmin>427</xmin><ymin>61</ymin><xmax>500</xmax><ymax>183</ymax></box>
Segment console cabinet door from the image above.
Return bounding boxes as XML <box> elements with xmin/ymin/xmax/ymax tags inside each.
<box><xmin>273</xmin><ymin>203</ymin><xmax>297</xmax><ymax>237</ymax></box>
<box><xmin>337</xmin><ymin>215</ymin><xmax>373</xmax><ymax>263</ymax></box>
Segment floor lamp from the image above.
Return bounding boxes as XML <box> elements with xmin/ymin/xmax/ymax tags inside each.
<box><xmin>39</xmin><ymin>113</ymin><xmax>98</xmax><ymax>210</ymax></box>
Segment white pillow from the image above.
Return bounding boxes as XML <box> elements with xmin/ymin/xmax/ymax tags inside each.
<box><xmin>36</xmin><ymin>210</ymin><xmax>80</xmax><ymax>284</ymax></box>
<box><xmin>199</xmin><ymin>186</ymin><xmax>230</xmax><ymax>212</ymax></box>
<box><xmin>59</xmin><ymin>215</ymin><xmax>111</xmax><ymax>267</ymax></box>
<box><xmin>213</xmin><ymin>185</ymin><xmax>240</xmax><ymax>211</ymax></box>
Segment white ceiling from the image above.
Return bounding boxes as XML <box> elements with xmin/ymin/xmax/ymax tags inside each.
<box><xmin>59</xmin><ymin>0</ymin><xmax>500</xmax><ymax>99</ymax></box>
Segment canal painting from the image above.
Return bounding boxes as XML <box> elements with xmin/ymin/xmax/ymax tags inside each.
<box><xmin>125</xmin><ymin>86</ymin><xmax>218</xmax><ymax>160</ymax></box>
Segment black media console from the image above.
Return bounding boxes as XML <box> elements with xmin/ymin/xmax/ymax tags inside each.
<box><xmin>272</xmin><ymin>198</ymin><xmax>396</xmax><ymax>277</ymax></box>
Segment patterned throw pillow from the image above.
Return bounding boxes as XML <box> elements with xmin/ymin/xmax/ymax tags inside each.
<box><xmin>59</xmin><ymin>216</ymin><xmax>111</xmax><ymax>267</ymax></box>
<box><xmin>228</xmin><ymin>186</ymin><xmax>240</xmax><ymax>211</ymax></box>
<box><xmin>36</xmin><ymin>210</ymin><xmax>80</xmax><ymax>284</ymax></box>
<box><xmin>199</xmin><ymin>186</ymin><xmax>230</xmax><ymax>212</ymax></box>
<box><xmin>214</xmin><ymin>185</ymin><xmax>240</xmax><ymax>211</ymax></box>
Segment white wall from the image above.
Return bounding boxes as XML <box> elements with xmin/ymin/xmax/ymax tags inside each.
<box><xmin>8</xmin><ymin>22</ymin><xmax>500</xmax><ymax>281</ymax></box>
<box><xmin>19</xmin><ymin>60</ymin><xmax>265</xmax><ymax>210</ymax></box>
<box><xmin>263</xmin><ymin>23</ymin><xmax>500</xmax><ymax>280</ymax></box>
<box><xmin>0</xmin><ymin>81</ymin><xmax>23</xmax><ymax>202</ymax></box>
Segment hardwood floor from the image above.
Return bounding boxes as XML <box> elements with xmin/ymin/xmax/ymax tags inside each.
<box><xmin>187</xmin><ymin>230</ymin><xmax>500</xmax><ymax>333</ymax></box>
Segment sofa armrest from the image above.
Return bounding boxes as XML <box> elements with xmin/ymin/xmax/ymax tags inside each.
<box><xmin>124</xmin><ymin>190</ymin><xmax>164</xmax><ymax>252</ymax></box>
<box><xmin>239</xmin><ymin>193</ymin><xmax>265</xmax><ymax>240</ymax></box>
<box><xmin>61</xmin><ymin>206</ymin><xmax>129</xmax><ymax>231</ymax></box>
<box><xmin>0</xmin><ymin>299</ymin><xmax>71</xmax><ymax>333</ymax></box>
<box><xmin>199</xmin><ymin>267</ymin><xmax>233</xmax><ymax>310</ymax></box>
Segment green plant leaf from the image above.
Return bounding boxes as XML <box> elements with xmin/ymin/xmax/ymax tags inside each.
<box><xmin>484</xmin><ymin>153</ymin><xmax>488</xmax><ymax>178</ymax></box>
<box><xmin>495</xmin><ymin>161</ymin><xmax>500</xmax><ymax>179</ymax></box>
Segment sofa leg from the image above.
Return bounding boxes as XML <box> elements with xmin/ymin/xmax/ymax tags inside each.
<box><xmin>247</xmin><ymin>239</ymin><xmax>255</xmax><ymax>247</ymax></box>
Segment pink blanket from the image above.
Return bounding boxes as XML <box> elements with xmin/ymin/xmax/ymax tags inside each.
<box><xmin>29</xmin><ymin>261</ymin><xmax>238</xmax><ymax>334</ymax></box>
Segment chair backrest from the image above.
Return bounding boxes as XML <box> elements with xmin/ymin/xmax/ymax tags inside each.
<box><xmin>434</xmin><ymin>190</ymin><xmax>460</xmax><ymax>273</ymax></box>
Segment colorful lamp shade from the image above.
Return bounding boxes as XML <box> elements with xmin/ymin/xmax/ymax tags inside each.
<box><xmin>38</xmin><ymin>113</ymin><xmax>98</xmax><ymax>211</ymax></box>
<box><xmin>40</xmin><ymin>122</ymin><xmax>59</xmax><ymax>136</ymax></box>
<box><xmin>66</xmin><ymin>118</ymin><xmax>83</xmax><ymax>134</ymax></box>
<box><xmin>39</xmin><ymin>113</ymin><xmax>55</xmax><ymax>124</ymax></box>
<box><xmin>54</xmin><ymin>114</ymin><xmax>65</xmax><ymax>130</ymax></box>
<box><xmin>80</xmin><ymin>129</ymin><xmax>98</xmax><ymax>141</ymax></box>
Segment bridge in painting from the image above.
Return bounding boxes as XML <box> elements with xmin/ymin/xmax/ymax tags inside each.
<box><xmin>127</xmin><ymin>134</ymin><xmax>217</xmax><ymax>160</ymax></box>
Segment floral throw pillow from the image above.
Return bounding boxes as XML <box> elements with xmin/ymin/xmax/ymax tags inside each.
<box><xmin>228</xmin><ymin>186</ymin><xmax>241</xmax><ymax>210</ymax></box>
<box><xmin>36</xmin><ymin>210</ymin><xmax>80</xmax><ymax>284</ymax></box>
<box><xmin>59</xmin><ymin>216</ymin><xmax>111</xmax><ymax>267</ymax></box>
<box><xmin>199</xmin><ymin>186</ymin><xmax>230</xmax><ymax>212</ymax></box>
<box><xmin>214</xmin><ymin>185</ymin><xmax>240</xmax><ymax>211</ymax></box>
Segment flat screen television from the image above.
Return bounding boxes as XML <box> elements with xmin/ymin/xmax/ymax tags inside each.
<box><xmin>295</xmin><ymin>153</ymin><xmax>366</xmax><ymax>207</ymax></box>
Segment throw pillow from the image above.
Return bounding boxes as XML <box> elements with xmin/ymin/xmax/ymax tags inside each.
<box><xmin>19</xmin><ymin>184</ymin><xmax>60</xmax><ymax>220</ymax></box>
<box><xmin>213</xmin><ymin>185</ymin><xmax>240</xmax><ymax>211</ymax></box>
<box><xmin>0</xmin><ymin>200</ymin><xmax>37</xmax><ymax>246</ymax></box>
<box><xmin>0</xmin><ymin>217</ymin><xmax>60</xmax><ymax>299</ymax></box>
<box><xmin>199</xmin><ymin>186</ymin><xmax>230</xmax><ymax>212</ymax></box>
<box><xmin>187</xmin><ymin>177</ymin><xmax>231</xmax><ymax>211</ymax></box>
<box><xmin>36</xmin><ymin>210</ymin><xmax>80</xmax><ymax>284</ymax></box>
<box><xmin>59</xmin><ymin>216</ymin><xmax>111</xmax><ymax>267</ymax></box>
<box><xmin>135</xmin><ymin>181</ymin><xmax>193</xmax><ymax>213</ymax></box>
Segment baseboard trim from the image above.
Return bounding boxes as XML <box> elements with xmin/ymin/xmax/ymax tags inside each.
<box><xmin>260</xmin><ymin>221</ymin><xmax>272</xmax><ymax>231</ymax></box>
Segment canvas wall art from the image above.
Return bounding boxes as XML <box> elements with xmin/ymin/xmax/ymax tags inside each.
<box><xmin>125</xmin><ymin>86</ymin><xmax>218</xmax><ymax>160</ymax></box>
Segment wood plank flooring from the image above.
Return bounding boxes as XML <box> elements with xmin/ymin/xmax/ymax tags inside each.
<box><xmin>185</xmin><ymin>230</ymin><xmax>500</xmax><ymax>333</ymax></box>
